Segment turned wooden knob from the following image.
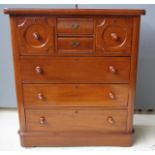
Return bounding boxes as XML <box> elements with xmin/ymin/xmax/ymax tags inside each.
<box><xmin>111</xmin><ymin>33</ymin><xmax>119</xmax><ymax>41</ymax></box>
<box><xmin>37</xmin><ymin>93</ymin><xmax>44</xmax><ymax>100</ymax></box>
<box><xmin>35</xmin><ymin>66</ymin><xmax>43</xmax><ymax>74</ymax></box>
<box><xmin>71</xmin><ymin>23</ymin><xmax>80</xmax><ymax>29</ymax></box>
<box><xmin>107</xmin><ymin>116</ymin><xmax>115</xmax><ymax>124</ymax></box>
<box><xmin>32</xmin><ymin>32</ymin><xmax>40</xmax><ymax>40</ymax></box>
<box><xmin>39</xmin><ymin>116</ymin><xmax>46</xmax><ymax>125</ymax></box>
<box><xmin>108</xmin><ymin>92</ymin><xmax>115</xmax><ymax>100</ymax></box>
<box><xmin>109</xmin><ymin>66</ymin><xmax>117</xmax><ymax>74</ymax></box>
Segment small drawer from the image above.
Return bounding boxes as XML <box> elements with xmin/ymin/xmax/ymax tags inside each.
<box><xmin>57</xmin><ymin>18</ymin><xmax>94</xmax><ymax>35</ymax></box>
<box><xmin>20</xmin><ymin>57</ymin><xmax>130</xmax><ymax>84</ymax></box>
<box><xmin>57</xmin><ymin>37</ymin><xmax>94</xmax><ymax>54</ymax></box>
<box><xmin>23</xmin><ymin>84</ymin><xmax>129</xmax><ymax>108</ymax></box>
<box><xmin>26</xmin><ymin>109</ymin><xmax>127</xmax><ymax>132</ymax></box>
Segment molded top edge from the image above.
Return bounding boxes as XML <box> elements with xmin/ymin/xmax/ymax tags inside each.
<box><xmin>4</xmin><ymin>8</ymin><xmax>146</xmax><ymax>16</ymax></box>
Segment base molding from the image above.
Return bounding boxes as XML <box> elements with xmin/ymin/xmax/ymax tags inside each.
<box><xmin>19</xmin><ymin>131</ymin><xmax>133</xmax><ymax>147</ymax></box>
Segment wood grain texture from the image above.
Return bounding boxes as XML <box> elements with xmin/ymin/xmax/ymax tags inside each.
<box><xmin>5</xmin><ymin>8</ymin><xmax>145</xmax><ymax>147</ymax></box>
<box><xmin>57</xmin><ymin>37</ymin><xmax>94</xmax><ymax>54</ymax></box>
<box><xmin>57</xmin><ymin>18</ymin><xmax>94</xmax><ymax>35</ymax></box>
<box><xmin>15</xmin><ymin>16</ymin><xmax>55</xmax><ymax>55</ymax></box>
<box><xmin>25</xmin><ymin>109</ymin><xmax>127</xmax><ymax>132</ymax></box>
<box><xmin>4</xmin><ymin>8</ymin><xmax>145</xmax><ymax>16</ymax></box>
<box><xmin>127</xmin><ymin>16</ymin><xmax>141</xmax><ymax>132</ymax></box>
<box><xmin>96</xmin><ymin>17</ymin><xmax>133</xmax><ymax>55</ymax></box>
<box><xmin>23</xmin><ymin>84</ymin><xmax>129</xmax><ymax>107</ymax></box>
<box><xmin>9</xmin><ymin>16</ymin><xmax>26</xmax><ymax>131</ymax></box>
<box><xmin>20</xmin><ymin>57</ymin><xmax>130</xmax><ymax>84</ymax></box>
<box><xmin>19</xmin><ymin>131</ymin><xmax>133</xmax><ymax>147</ymax></box>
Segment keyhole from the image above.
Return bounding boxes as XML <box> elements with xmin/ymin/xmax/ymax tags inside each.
<box><xmin>74</xmin><ymin>110</ymin><xmax>78</xmax><ymax>114</ymax></box>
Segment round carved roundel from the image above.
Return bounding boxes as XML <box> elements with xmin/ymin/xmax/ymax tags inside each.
<box><xmin>24</xmin><ymin>24</ymin><xmax>49</xmax><ymax>48</ymax></box>
<box><xmin>102</xmin><ymin>25</ymin><xmax>127</xmax><ymax>49</ymax></box>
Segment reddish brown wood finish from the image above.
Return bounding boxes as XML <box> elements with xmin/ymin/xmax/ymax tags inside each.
<box><xmin>15</xmin><ymin>16</ymin><xmax>55</xmax><ymax>55</ymax></box>
<box><xmin>25</xmin><ymin>109</ymin><xmax>127</xmax><ymax>132</ymax></box>
<box><xmin>127</xmin><ymin>16</ymin><xmax>141</xmax><ymax>132</ymax></box>
<box><xmin>23</xmin><ymin>84</ymin><xmax>129</xmax><ymax>107</ymax></box>
<box><xmin>4</xmin><ymin>8</ymin><xmax>145</xmax><ymax>16</ymax></box>
<box><xmin>19</xmin><ymin>131</ymin><xmax>133</xmax><ymax>147</ymax></box>
<box><xmin>57</xmin><ymin>18</ymin><xmax>94</xmax><ymax>35</ymax></box>
<box><xmin>4</xmin><ymin>8</ymin><xmax>145</xmax><ymax>147</ymax></box>
<box><xmin>9</xmin><ymin>16</ymin><xmax>26</xmax><ymax>132</ymax></box>
<box><xmin>57</xmin><ymin>37</ymin><xmax>94</xmax><ymax>54</ymax></box>
<box><xmin>96</xmin><ymin>17</ymin><xmax>133</xmax><ymax>55</ymax></box>
<box><xmin>20</xmin><ymin>57</ymin><xmax>130</xmax><ymax>83</ymax></box>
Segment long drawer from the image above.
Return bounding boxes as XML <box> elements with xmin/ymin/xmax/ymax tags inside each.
<box><xmin>21</xmin><ymin>57</ymin><xmax>130</xmax><ymax>83</ymax></box>
<box><xmin>25</xmin><ymin>109</ymin><xmax>127</xmax><ymax>132</ymax></box>
<box><xmin>23</xmin><ymin>84</ymin><xmax>129</xmax><ymax>108</ymax></box>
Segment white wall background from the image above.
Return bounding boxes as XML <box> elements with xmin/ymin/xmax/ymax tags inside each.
<box><xmin>0</xmin><ymin>4</ymin><xmax>155</xmax><ymax>109</ymax></box>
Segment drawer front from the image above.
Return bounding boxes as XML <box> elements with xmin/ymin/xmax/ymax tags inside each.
<box><xmin>14</xmin><ymin>16</ymin><xmax>55</xmax><ymax>55</ymax></box>
<box><xmin>23</xmin><ymin>84</ymin><xmax>129</xmax><ymax>107</ymax></box>
<box><xmin>57</xmin><ymin>37</ymin><xmax>94</xmax><ymax>54</ymax></box>
<box><xmin>57</xmin><ymin>18</ymin><xmax>94</xmax><ymax>35</ymax></box>
<box><xmin>26</xmin><ymin>109</ymin><xmax>127</xmax><ymax>132</ymax></box>
<box><xmin>21</xmin><ymin>57</ymin><xmax>130</xmax><ymax>83</ymax></box>
<box><xmin>96</xmin><ymin>17</ymin><xmax>133</xmax><ymax>56</ymax></box>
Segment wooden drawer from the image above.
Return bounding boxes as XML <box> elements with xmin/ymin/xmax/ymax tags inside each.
<box><xmin>26</xmin><ymin>109</ymin><xmax>127</xmax><ymax>132</ymax></box>
<box><xmin>96</xmin><ymin>17</ymin><xmax>133</xmax><ymax>56</ymax></box>
<box><xmin>57</xmin><ymin>37</ymin><xmax>94</xmax><ymax>54</ymax></box>
<box><xmin>21</xmin><ymin>57</ymin><xmax>130</xmax><ymax>83</ymax></box>
<box><xmin>14</xmin><ymin>16</ymin><xmax>55</xmax><ymax>55</ymax></box>
<box><xmin>23</xmin><ymin>84</ymin><xmax>129</xmax><ymax>108</ymax></box>
<box><xmin>57</xmin><ymin>18</ymin><xmax>94</xmax><ymax>35</ymax></box>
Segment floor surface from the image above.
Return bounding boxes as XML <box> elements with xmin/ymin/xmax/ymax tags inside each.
<box><xmin>0</xmin><ymin>109</ymin><xmax>155</xmax><ymax>151</ymax></box>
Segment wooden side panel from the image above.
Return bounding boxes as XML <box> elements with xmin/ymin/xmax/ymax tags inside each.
<box><xmin>10</xmin><ymin>16</ymin><xmax>26</xmax><ymax>131</ymax></box>
<box><xmin>127</xmin><ymin>16</ymin><xmax>141</xmax><ymax>132</ymax></box>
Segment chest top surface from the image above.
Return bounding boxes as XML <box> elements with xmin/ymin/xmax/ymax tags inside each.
<box><xmin>4</xmin><ymin>8</ymin><xmax>145</xmax><ymax>16</ymax></box>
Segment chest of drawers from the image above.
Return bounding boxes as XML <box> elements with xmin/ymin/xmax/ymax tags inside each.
<box><xmin>4</xmin><ymin>8</ymin><xmax>145</xmax><ymax>147</ymax></box>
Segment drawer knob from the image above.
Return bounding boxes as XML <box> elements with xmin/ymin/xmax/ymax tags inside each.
<box><xmin>33</xmin><ymin>32</ymin><xmax>40</xmax><ymax>40</ymax></box>
<box><xmin>37</xmin><ymin>93</ymin><xmax>44</xmax><ymax>100</ymax></box>
<box><xmin>109</xmin><ymin>66</ymin><xmax>117</xmax><ymax>74</ymax></box>
<box><xmin>35</xmin><ymin>66</ymin><xmax>43</xmax><ymax>74</ymax></box>
<box><xmin>107</xmin><ymin>116</ymin><xmax>115</xmax><ymax>124</ymax></box>
<box><xmin>39</xmin><ymin>116</ymin><xmax>46</xmax><ymax>125</ymax></box>
<box><xmin>111</xmin><ymin>33</ymin><xmax>119</xmax><ymax>41</ymax></box>
<box><xmin>71</xmin><ymin>41</ymin><xmax>80</xmax><ymax>47</ymax></box>
<box><xmin>71</xmin><ymin>23</ymin><xmax>80</xmax><ymax>29</ymax></box>
<box><xmin>108</xmin><ymin>92</ymin><xmax>115</xmax><ymax>100</ymax></box>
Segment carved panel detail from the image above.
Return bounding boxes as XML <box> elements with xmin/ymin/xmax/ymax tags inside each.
<box><xmin>16</xmin><ymin>16</ymin><xmax>55</xmax><ymax>55</ymax></box>
<box><xmin>96</xmin><ymin>17</ymin><xmax>132</xmax><ymax>55</ymax></box>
